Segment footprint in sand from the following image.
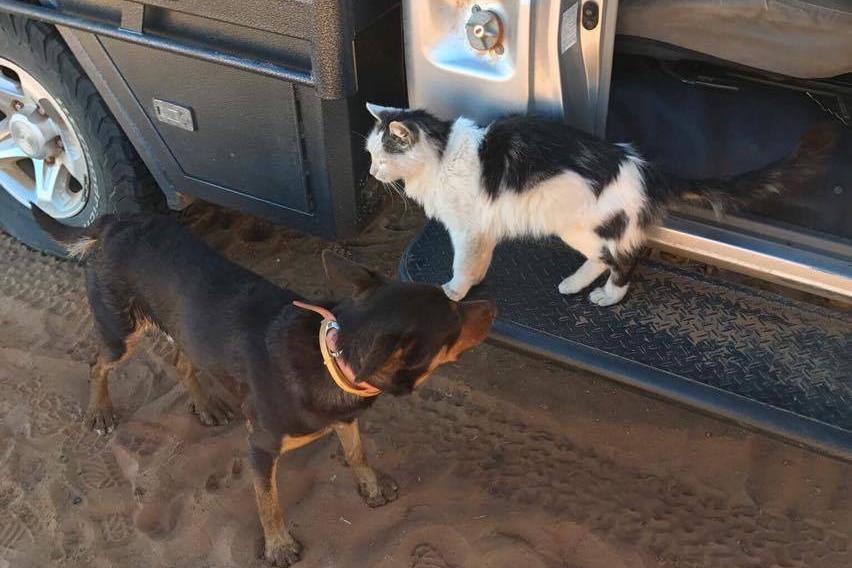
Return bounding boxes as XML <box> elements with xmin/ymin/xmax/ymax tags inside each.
<box><xmin>60</xmin><ymin>425</ymin><xmax>112</xmax><ymax>458</ymax></box>
<box><xmin>57</xmin><ymin>519</ymin><xmax>96</xmax><ymax>559</ymax></box>
<box><xmin>97</xmin><ymin>512</ymin><xmax>135</xmax><ymax>548</ymax></box>
<box><xmin>0</xmin><ymin>483</ymin><xmax>22</xmax><ymax>509</ymax></box>
<box><xmin>29</xmin><ymin>392</ymin><xmax>82</xmax><ymax>438</ymax></box>
<box><xmin>113</xmin><ymin>422</ymin><xmax>176</xmax><ymax>459</ymax></box>
<box><xmin>410</xmin><ymin>543</ymin><xmax>460</xmax><ymax>568</ymax></box>
<box><xmin>77</xmin><ymin>455</ymin><xmax>128</xmax><ymax>490</ymax></box>
<box><xmin>0</xmin><ymin>498</ymin><xmax>41</xmax><ymax>557</ymax></box>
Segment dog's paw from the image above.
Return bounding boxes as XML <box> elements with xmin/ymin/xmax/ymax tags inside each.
<box><xmin>441</xmin><ymin>282</ymin><xmax>467</xmax><ymax>302</ymax></box>
<box><xmin>83</xmin><ymin>404</ymin><xmax>118</xmax><ymax>436</ymax></box>
<box><xmin>358</xmin><ymin>472</ymin><xmax>399</xmax><ymax>508</ymax></box>
<box><xmin>190</xmin><ymin>395</ymin><xmax>234</xmax><ymax>427</ymax></box>
<box><xmin>264</xmin><ymin>536</ymin><xmax>302</xmax><ymax>567</ymax></box>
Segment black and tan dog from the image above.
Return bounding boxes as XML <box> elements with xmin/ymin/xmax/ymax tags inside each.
<box><xmin>33</xmin><ymin>208</ymin><xmax>496</xmax><ymax>566</ymax></box>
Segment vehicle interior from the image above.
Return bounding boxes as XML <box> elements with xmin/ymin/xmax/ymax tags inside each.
<box><xmin>611</xmin><ymin>0</ymin><xmax>851</xmax><ymax>271</ymax></box>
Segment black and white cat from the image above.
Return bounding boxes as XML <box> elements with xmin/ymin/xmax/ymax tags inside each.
<box><xmin>365</xmin><ymin>103</ymin><xmax>828</xmax><ymax>306</ymax></box>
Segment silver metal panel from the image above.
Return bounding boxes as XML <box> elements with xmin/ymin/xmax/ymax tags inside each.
<box><xmin>403</xmin><ymin>0</ymin><xmax>533</xmax><ymax>122</ymax></box>
<box><xmin>403</xmin><ymin>0</ymin><xmax>618</xmax><ymax>135</ymax></box>
<box><xmin>650</xmin><ymin>217</ymin><xmax>852</xmax><ymax>304</ymax></box>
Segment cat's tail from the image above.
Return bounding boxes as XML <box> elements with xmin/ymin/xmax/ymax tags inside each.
<box><xmin>651</xmin><ymin>123</ymin><xmax>837</xmax><ymax>216</ymax></box>
<box><xmin>32</xmin><ymin>205</ymin><xmax>106</xmax><ymax>259</ymax></box>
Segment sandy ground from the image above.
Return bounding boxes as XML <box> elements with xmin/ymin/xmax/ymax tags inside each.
<box><xmin>0</xmin><ymin>200</ymin><xmax>849</xmax><ymax>568</ymax></box>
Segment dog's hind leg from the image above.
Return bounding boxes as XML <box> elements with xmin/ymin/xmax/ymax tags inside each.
<box><xmin>172</xmin><ymin>349</ymin><xmax>233</xmax><ymax>426</ymax></box>
<box><xmin>85</xmin><ymin>351</ymin><xmax>120</xmax><ymax>435</ymax></box>
<box><xmin>334</xmin><ymin>420</ymin><xmax>398</xmax><ymax>507</ymax></box>
<box><xmin>83</xmin><ymin>274</ymin><xmax>139</xmax><ymax>435</ymax></box>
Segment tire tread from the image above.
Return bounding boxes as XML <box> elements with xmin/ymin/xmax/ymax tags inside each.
<box><xmin>1</xmin><ymin>13</ymin><xmax>163</xmax><ymax>216</ymax></box>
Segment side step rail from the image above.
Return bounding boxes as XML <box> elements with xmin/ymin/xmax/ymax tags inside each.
<box><xmin>400</xmin><ymin>222</ymin><xmax>852</xmax><ymax>462</ymax></box>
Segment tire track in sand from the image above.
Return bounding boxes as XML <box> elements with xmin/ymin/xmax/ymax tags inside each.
<box><xmin>367</xmin><ymin>389</ymin><xmax>850</xmax><ymax>568</ymax></box>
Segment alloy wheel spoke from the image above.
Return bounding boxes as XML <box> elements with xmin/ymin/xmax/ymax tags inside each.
<box><xmin>60</xmin><ymin>149</ymin><xmax>86</xmax><ymax>183</ymax></box>
<box><xmin>0</xmin><ymin>59</ymin><xmax>88</xmax><ymax>218</ymax></box>
<box><xmin>33</xmin><ymin>158</ymin><xmax>62</xmax><ymax>206</ymax></box>
<box><xmin>0</xmin><ymin>135</ymin><xmax>27</xmax><ymax>161</ymax></box>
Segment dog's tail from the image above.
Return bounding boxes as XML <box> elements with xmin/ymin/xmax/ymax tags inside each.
<box><xmin>652</xmin><ymin>124</ymin><xmax>837</xmax><ymax>216</ymax></box>
<box><xmin>31</xmin><ymin>206</ymin><xmax>102</xmax><ymax>260</ymax></box>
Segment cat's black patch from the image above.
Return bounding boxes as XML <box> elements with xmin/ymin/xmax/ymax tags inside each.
<box><xmin>375</xmin><ymin>109</ymin><xmax>451</xmax><ymax>157</ymax></box>
<box><xmin>600</xmin><ymin>246</ymin><xmax>640</xmax><ymax>287</ymax></box>
<box><xmin>595</xmin><ymin>211</ymin><xmax>628</xmax><ymax>240</ymax></box>
<box><xmin>637</xmin><ymin>205</ymin><xmax>659</xmax><ymax>229</ymax></box>
<box><xmin>479</xmin><ymin>116</ymin><xmax>629</xmax><ymax>198</ymax></box>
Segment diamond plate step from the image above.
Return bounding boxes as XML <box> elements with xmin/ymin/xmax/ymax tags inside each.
<box><xmin>400</xmin><ymin>222</ymin><xmax>852</xmax><ymax>461</ymax></box>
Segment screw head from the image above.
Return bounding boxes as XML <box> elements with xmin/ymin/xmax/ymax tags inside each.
<box><xmin>45</xmin><ymin>156</ymin><xmax>56</xmax><ymax>165</ymax></box>
<box><xmin>472</xmin><ymin>4</ymin><xmax>481</xmax><ymax>12</ymax></box>
<box><xmin>495</xmin><ymin>45</ymin><xmax>505</xmax><ymax>55</ymax></box>
<box><xmin>36</xmin><ymin>106</ymin><xmax>47</xmax><ymax>117</ymax></box>
<box><xmin>12</xmin><ymin>100</ymin><xmax>24</xmax><ymax>111</ymax></box>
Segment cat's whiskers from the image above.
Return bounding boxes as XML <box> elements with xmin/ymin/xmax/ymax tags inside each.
<box><xmin>385</xmin><ymin>180</ymin><xmax>411</xmax><ymax>214</ymax></box>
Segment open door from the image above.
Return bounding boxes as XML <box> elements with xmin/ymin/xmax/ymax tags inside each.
<box><xmin>403</xmin><ymin>0</ymin><xmax>619</xmax><ymax>136</ymax></box>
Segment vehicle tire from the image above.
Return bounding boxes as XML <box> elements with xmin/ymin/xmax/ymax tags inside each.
<box><xmin>0</xmin><ymin>14</ymin><xmax>162</xmax><ymax>255</ymax></box>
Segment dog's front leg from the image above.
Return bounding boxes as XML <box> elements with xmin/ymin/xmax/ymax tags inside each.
<box><xmin>248</xmin><ymin>438</ymin><xmax>301</xmax><ymax>567</ymax></box>
<box><xmin>334</xmin><ymin>420</ymin><xmax>398</xmax><ymax>507</ymax></box>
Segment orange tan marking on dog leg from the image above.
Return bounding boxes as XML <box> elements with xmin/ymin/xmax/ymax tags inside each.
<box><xmin>173</xmin><ymin>350</ymin><xmax>233</xmax><ymax>426</ymax></box>
<box><xmin>250</xmin><ymin>454</ymin><xmax>301</xmax><ymax>567</ymax></box>
<box><xmin>279</xmin><ymin>427</ymin><xmax>334</xmax><ymax>454</ymax></box>
<box><xmin>84</xmin><ymin>352</ymin><xmax>118</xmax><ymax>435</ymax></box>
<box><xmin>334</xmin><ymin>420</ymin><xmax>398</xmax><ymax>507</ymax></box>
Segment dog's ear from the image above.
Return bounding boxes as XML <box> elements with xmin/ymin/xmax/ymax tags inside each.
<box><xmin>450</xmin><ymin>300</ymin><xmax>497</xmax><ymax>357</ymax></box>
<box><xmin>322</xmin><ymin>250</ymin><xmax>384</xmax><ymax>296</ymax></box>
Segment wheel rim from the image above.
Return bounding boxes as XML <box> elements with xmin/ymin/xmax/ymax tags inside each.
<box><xmin>0</xmin><ymin>57</ymin><xmax>89</xmax><ymax>219</ymax></box>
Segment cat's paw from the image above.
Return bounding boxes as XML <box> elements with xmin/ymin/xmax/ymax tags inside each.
<box><xmin>558</xmin><ymin>276</ymin><xmax>586</xmax><ymax>295</ymax></box>
<box><xmin>589</xmin><ymin>284</ymin><xmax>628</xmax><ymax>307</ymax></box>
<box><xmin>441</xmin><ymin>282</ymin><xmax>468</xmax><ymax>302</ymax></box>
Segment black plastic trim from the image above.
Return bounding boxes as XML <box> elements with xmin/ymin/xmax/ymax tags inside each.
<box><xmin>0</xmin><ymin>0</ymin><xmax>315</xmax><ymax>87</ymax></box>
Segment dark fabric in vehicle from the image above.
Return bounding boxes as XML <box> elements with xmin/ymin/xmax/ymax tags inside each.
<box><xmin>606</xmin><ymin>56</ymin><xmax>851</xmax><ymax>240</ymax></box>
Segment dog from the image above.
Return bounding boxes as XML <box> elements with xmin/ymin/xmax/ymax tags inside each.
<box><xmin>32</xmin><ymin>208</ymin><xmax>497</xmax><ymax>566</ymax></box>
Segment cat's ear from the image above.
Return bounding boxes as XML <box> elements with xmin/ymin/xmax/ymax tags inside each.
<box><xmin>366</xmin><ymin>102</ymin><xmax>394</xmax><ymax>121</ymax></box>
<box><xmin>389</xmin><ymin>121</ymin><xmax>414</xmax><ymax>145</ymax></box>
